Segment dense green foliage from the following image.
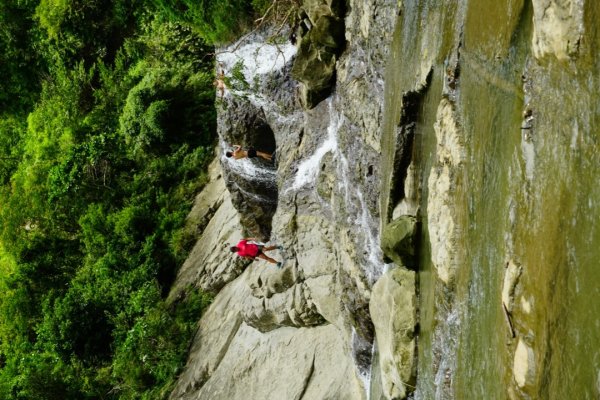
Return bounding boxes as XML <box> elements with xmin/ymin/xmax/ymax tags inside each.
<box><xmin>151</xmin><ymin>0</ymin><xmax>274</xmax><ymax>44</ymax></box>
<box><xmin>0</xmin><ymin>0</ymin><xmax>220</xmax><ymax>398</ymax></box>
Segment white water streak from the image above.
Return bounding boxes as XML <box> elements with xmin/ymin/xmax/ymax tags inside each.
<box><xmin>291</xmin><ymin>104</ymin><xmax>340</xmax><ymax>191</ymax></box>
<box><xmin>217</xmin><ymin>40</ymin><xmax>296</xmax><ymax>108</ymax></box>
<box><xmin>218</xmin><ymin>41</ymin><xmax>296</xmax><ymax>80</ymax></box>
<box><xmin>221</xmin><ymin>150</ymin><xmax>276</xmax><ymax>183</ymax></box>
<box><xmin>352</xmin><ymin>327</ymin><xmax>373</xmax><ymax>400</ymax></box>
<box><xmin>289</xmin><ymin>99</ymin><xmax>385</xmax><ymax>283</ymax></box>
<box><xmin>433</xmin><ymin>307</ymin><xmax>460</xmax><ymax>400</ymax></box>
<box><xmin>570</xmin><ymin>119</ymin><xmax>580</xmax><ymax>150</ymax></box>
<box><xmin>521</xmin><ymin>136</ymin><xmax>535</xmax><ymax>181</ymax></box>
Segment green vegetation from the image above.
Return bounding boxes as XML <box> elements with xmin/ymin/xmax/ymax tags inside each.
<box><xmin>151</xmin><ymin>0</ymin><xmax>253</xmax><ymax>44</ymax></box>
<box><xmin>0</xmin><ymin>0</ymin><xmax>236</xmax><ymax>398</ymax></box>
<box><xmin>151</xmin><ymin>0</ymin><xmax>299</xmax><ymax>45</ymax></box>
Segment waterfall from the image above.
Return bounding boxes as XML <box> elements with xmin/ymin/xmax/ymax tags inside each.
<box><xmin>218</xmin><ymin>31</ymin><xmax>386</xmax><ymax>399</ymax></box>
<box><xmin>285</xmin><ymin>97</ymin><xmax>391</xmax><ymax>397</ymax></box>
<box><xmin>217</xmin><ymin>38</ymin><xmax>297</xmax><ymax>113</ymax></box>
<box><xmin>221</xmin><ymin>142</ymin><xmax>277</xmax><ymax>183</ymax></box>
<box><xmin>218</xmin><ymin>40</ymin><xmax>296</xmax><ymax>80</ymax></box>
<box><xmin>290</xmin><ymin>100</ymin><xmax>340</xmax><ymax>191</ymax></box>
<box><xmin>288</xmin><ymin>98</ymin><xmax>387</xmax><ymax>283</ymax></box>
<box><xmin>352</xmin><ymin>327</ymin><xmax>374</xmax><ymax>400</ymax></box>
<box><xmin>217</xmin><ymin>32</ymin><xmax>300</xmax><ymax>181</ymax></box>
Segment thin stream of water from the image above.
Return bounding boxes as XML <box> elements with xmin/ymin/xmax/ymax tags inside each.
<box><xmin>289</xmin><ymin>98</ymin><xmax>386</xmax><ymax>283</ymax></box>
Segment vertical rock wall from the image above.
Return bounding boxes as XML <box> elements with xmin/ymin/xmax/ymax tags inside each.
<box><xmin>171</xmin><ymin>0</ymin><xmax>600</xmax><ymax>399</ymax></box>
<box><xmin>384</xmin><ymin>1</ymin><xmax>600</xmax><ymax>399</ymax></box>
<box><xmin>169</xmin><ymin>0</ymin><xmax>407</xmax><ymax>398</ymax></box>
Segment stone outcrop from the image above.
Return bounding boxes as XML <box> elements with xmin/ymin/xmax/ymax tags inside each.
<box><xmin>195</xmin><ymin>323</ymin><xmax>364</xmax><ymax>399</ymax></box>
<box><xmin>381</xmin><ymin>215</ymin><xmax>418</xmax><ymax>269</ymax></box>
<box><xmin>169</xmin><ymin>0</ymin><xmax>411</xmax><ymax>397</ymax></box>
<box><xmin>513</xmin><ymin>339</ymin><xmax>536</xmax><ymax>388</ymax></box>
<box><xmin>291</xmin><ymin>0</ymin><xmax>346</xmax><ymax>108</ymax></box>
<box><xmin>391</xmin><ymin>163</ymin><xmax>419</xmax><ymax>219</ymax></box>
<box><xmin>531</xmin><ymin>0</ymin><xmax>584</xmax><ymax>61</ymax></box>
<box><xmin>243</xmin><ymin>266</ymin><xmax>326</xmax><ymax>332</ymax></box>
<box><xmin>427</xmin><ymin>98</ymin><xmax>466</xmax><ymax>285</ymax></box>
<box><xmin>370</xmin><ymin>268</ymin><xmax>417</xmax><ymax>400</ymax></box>
<box><xmin>170</xmin><ymin>267</ymin><xmax>365</xmax><ymax>400</ymax></box>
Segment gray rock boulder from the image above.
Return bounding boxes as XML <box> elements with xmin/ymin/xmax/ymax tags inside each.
<box><xmin>291</xmin><ymin>0</ymin><xmax>347</xmax><ymax>109</ymax></box>
<box><xmin>170</xmin><ymin>266</ymin><xmax>366</xmax><ymax>400</ymax></box>
<box><xmin>513</xmin><ymin>339</ymin><xmax>536</xmax><ymax>388</ymax></box>
<box><xmin>242</xmin><ymin>265</ymin><xmax>326</xmax><ymax>332</ymax></box>
<box><xmin>292</xmin><ymin>35</ymin><xmax>339</xmax><ymax>109</ymax></box>
<box><xmin>370</xmin><ymin>268</ymin><xmax>417</xmax><ymax>400</ymax></box>
<box><xmin>427</xmin><ymin>98</ymin><xmax>466</xmax><ymax>285</ymax></box>
<box><xmin>381</xmin><ymin>215</ymin><xmax>418</xmax><ymax>269</ymax></box>
<box><xmin>186</xmin><ymin>323</ymin><xmax>366</xmax><ymax>400</ymax></box>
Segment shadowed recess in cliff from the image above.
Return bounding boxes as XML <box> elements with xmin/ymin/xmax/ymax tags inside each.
<box><xmin>219</xmin><ymin>91</ymin><xmax>279</xmax><ymax>239</ymax></box>
<box><xmin>387</xmin><ymin>71</ymin><xmax>432</xmax><ymax>221</ymax></box>
<box><xmin>220</xmin><ymin>115</ymin><xmax>278</xmax><ymax>239</ymax></box>
<box><xmin>219</xmin><ymin>96</ymin><xmax>278</xmax><ymax>239</ymax></box>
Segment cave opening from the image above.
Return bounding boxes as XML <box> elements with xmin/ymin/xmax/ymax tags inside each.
<box><xmin>222</xmin><ymin>109</ymin><xmax>279</xmax><ymax>241</ymax></box>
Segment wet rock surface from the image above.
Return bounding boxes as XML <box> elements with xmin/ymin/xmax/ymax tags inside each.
<box><xmin>513</xmin><ymin>339</ymin><xmax>536</xmax><ymax>388</ymax></box>
<box><xmin>172</xmin><ymin>1</ymin><xmax>600</xmax><ymax>399</ymax></box>
<box><xmin>388</xmin><ymin>1</ymin><xmax>600</xmax><ymax>399</ymax></box>
<box><xmin>427</xmin><ymin>98</ymin><xmax>466</xmax><ymax>286</ymax></box>
<box><xmin>381</xmin><ymin>215</ymin><xmax>418</xmax><ymax>268</ymax></box>
<box><xmin>531</xmin><ymin>0</ymin><xmax>584</xmax><ymax>60</ymax></box>
<box><xmin>169</xmin><ymin>0</ymin><xmax>403</xmax><ymax>396</ymax></box>
<box><xmin>218</xmin><ymin>87</ymin><xmax>279</xmax><ymax>240</ymax></box>
<box><xmin>370</xmin><ymin>267</ymin><xmax>417</xmax><ymax>399</ymax></box>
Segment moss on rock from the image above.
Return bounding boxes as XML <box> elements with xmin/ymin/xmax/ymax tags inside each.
<box><xmin>381</xmin><ymin>215</ymin><xmax>418</xmax><ymax>269</ymax></box>
<box><xmin>291</xmin><ymin>0</ymin><xmax>346</xmax><ymax>109</ymax></box>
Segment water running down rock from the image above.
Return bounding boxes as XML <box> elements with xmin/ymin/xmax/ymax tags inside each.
<box><xmin>170</xmin><ymin>1</ymin><xmax>600</xmax><ymax>399</ymax></box>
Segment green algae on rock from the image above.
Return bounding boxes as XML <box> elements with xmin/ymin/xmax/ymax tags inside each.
<box><xmin>291</xmin><ymin>0</ymin><xmax>346</xmax><ymax>109</ymax></box>
<box><xmin>381</xmin><ymin>215</ymin><xmax>418</xmax><ymax>269</ymax></box>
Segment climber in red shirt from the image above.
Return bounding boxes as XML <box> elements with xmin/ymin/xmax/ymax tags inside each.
<box><xmin>230</xmin><ymin>238</ymin><xmax>282</xmax><ymax>268</ymax></box>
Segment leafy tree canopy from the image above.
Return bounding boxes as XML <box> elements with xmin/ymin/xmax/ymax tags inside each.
<box><xmin>0</xmin><ymin>1</ymin><xmax>218</xmax><ymax>398</ymax></box>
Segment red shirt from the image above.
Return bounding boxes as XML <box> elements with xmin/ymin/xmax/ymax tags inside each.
<box><xmin>236</xmin><ymin>240</ymin><xmax>259</xmax><ymax>258</ymax></box>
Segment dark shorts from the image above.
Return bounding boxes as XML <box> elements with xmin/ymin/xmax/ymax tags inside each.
<box><xmin>247</xmin><ymin>147</ymin><xmax>257</xmax><ymax>158</ymax></box>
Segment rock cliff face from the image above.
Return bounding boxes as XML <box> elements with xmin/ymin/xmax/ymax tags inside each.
<box><xmin>291</xmin><ymin>0</ymin><xmax>347</xmax><ymax>108</ymax></box>
<box><xmin>169</xmin><ymin>0</ymin><xmax>414</xmax><ymax>398</ymax></box>
<box><xmin>171</xmin><ymin>0</ymin><xmax>600</xmax><ymax>399</ymax></box>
